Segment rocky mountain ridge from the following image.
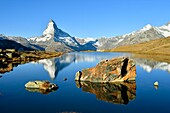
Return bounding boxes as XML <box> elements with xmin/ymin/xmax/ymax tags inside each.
<box><xmin>76</xmin><ymin>22</ymin><xmax>170</xmax><ymax>50</ymax></box>
<box><xmin>1</xmin><ymin>19</ymin><xmax>170</xmax><ymax>51</ymax></box>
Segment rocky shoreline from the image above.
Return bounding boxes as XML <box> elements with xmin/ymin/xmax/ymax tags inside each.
<box><xmin>0</xmin><ymin>50</ymin><xmax>63</xmax><ymax>62</ymax></box>
<box><xmin>0</xmin><ymin>49</ymin><xmax>64</xmax><ymax>74</ymax></box>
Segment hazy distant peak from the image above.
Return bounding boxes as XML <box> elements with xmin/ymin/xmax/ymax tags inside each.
<box><xmin>141</xmin><ymin>24</ymin><xmax>153</xmax><ymax>31</ymax></box>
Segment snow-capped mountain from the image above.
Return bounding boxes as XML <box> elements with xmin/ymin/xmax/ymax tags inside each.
<box><xmin>28</xmin><ymin>19</ymin><xmax>98</xmax><ymax>52</ymax></box>
<box><xmin>43</xmin><ymin>19</ymin><xmax>71</xmax><ymax>38</ymax></box>
<box><xmin>27</xmin><ymin>19</ymin><xmax>77</xmax><ymax>51</ymax></box>
<box><xmin>28</xmin><ymin>19</ymin><xmax>71</xmax><ymax>43</ymax></box>
<box><xmin>1</xmin><ymin>19</ymin><xmax>170</xmax><ymax>52</ymax></box>
<box><xmin>157</xmin><ymin>22</ymin><xmax>170</xmax><ymax>37</ymax></box>
<box><xmin>27</xmin><ymin>19</ymin><xmax>170</xmax><ymax>51</ymax></box>
<box><xmin>76</xmin><ymin>22</ymin><xmax>170</xmax><ymax>50</ymax></box>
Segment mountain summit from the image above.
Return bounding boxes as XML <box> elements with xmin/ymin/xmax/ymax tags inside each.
<box><xmin>26</xmin><ymin>19</ymin><xmax>170</xmax><ymax>52</ymax></box>
<box><xmin>43</xmin><ymin>19</ymin><xmax>71</xmax><ymax>38</ymax></box>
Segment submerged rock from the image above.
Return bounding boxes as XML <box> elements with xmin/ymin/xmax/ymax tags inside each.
<box><xmin>75</xmin><ymin>57</ymin><xmax>136</xmax><ymax>82</ymax></box>
<box><xmin>25</xmin><ymin>80</ymin><xmax>58</xmax><ymax>91</ymax></box>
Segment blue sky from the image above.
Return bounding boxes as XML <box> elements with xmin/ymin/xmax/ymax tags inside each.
<box><xmin>0</xmin><ymin>0</ymin><xmax>170</xmax><ymax>38</ymax></box>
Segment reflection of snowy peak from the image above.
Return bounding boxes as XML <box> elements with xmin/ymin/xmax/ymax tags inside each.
<box><xmin>38</xmin><ymin>58</ymin><xmax>60</xmax><ymax>80</ymax></box>
<box><xmin>133</xmin><ymin>58</ymin><xmax>170</xmax><ymax>73</ymax></box>
<box><xmin>36</xmin><ymin>53</ymin><xmax>170</xmax><ymax>80</ymax></box>
<box><xmin>37</xmin><ymin>54</ymin><xmax>75</xmax><ymax>80</ymax></box>
<box><xmin>36</xmin><ymin>52</ymin><xmax>127</xmax><ymax>80</ymax></box>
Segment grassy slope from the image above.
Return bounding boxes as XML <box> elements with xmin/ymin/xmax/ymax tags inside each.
<box><xmin>110</xmin><ymin>36</ymin><xmax>170</xmax><ymax>55</ymax></box>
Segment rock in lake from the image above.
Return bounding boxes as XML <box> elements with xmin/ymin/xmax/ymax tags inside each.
<box><xmin>154</xmin><ymin>81</ymin><xmax>159</xmax><ymax>86</ymax></box>
<box><xmin>75</xmin><ymin>57</ymin><xmax>136</xmax><ymax>82</ymax></box>
<box><xmin>63</xmin><ymin>78</ymin><xmax>67</xmax><ymax>81</ymax></box>
<box><xmin>25</xmin><ymin>80</ymin><xmax>58</xmax><ymax>90</ymax></box>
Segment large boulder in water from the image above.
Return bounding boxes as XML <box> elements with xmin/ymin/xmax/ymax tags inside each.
<box><xmin>75</xmin><ymin>57</ymin><xmax>136</xmax><ymax>82</ymax></box>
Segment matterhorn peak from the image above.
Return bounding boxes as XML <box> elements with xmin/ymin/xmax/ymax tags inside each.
<box><xmin>50</xmin><ymin>19</ymin><xmax>54</xmax><ymax>22</ymax></box>
<box><xmin>43</xmin><ymin>19</ymin><xmax>71</xmax><ymax>38</ymax></box>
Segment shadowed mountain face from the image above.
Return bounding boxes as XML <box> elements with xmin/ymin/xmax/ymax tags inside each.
<box><xmin>0</xmin><ymin>39</ymin><xmax>34</xmax><ymax>51</ymax></box>
<box><xmin>0</xmin><ymin>34</ymin><xmax>43</xmax><ymax>51</ymax></box>
<box><xmin>76</xmin><ymin>81</ymin><xmax>136</xmax><ymax>105</ymax></box>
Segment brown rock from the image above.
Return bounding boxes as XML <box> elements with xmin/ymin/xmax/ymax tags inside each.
<box><xmin>75</xmin><ymin>57</ymin><xmax>136</xmax><ymax>83</ymax></box>
<box><xmin>25</xmin><ymin>80</ymin><xmax>58</xmax><ymax>91</ymax></box>
<box><xmin>75</xmin><ymin>71</ymin><xmax>82</xmax><ymax>81</ymax></box>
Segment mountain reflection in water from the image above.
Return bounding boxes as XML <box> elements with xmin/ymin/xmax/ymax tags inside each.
<box><xmin>37</xmin><ymin>52</ymin><xmax>126</xmax><ymax>80</ymax></box>
<box><xmin>1</xmin><ymin>52</ymin><xmax>170</xmax><ymax>80</ymax></box>
<box><xmin>76</xmin><ymin>81</ymin><xmax>136</xmax><ymax>105</ymax></box>
<box><xmin>1</xmin><ymin>52</ymin><xmax>170</xmax><ymax>113</ymax></box>
<box><xmin>37</xmin><ymin>53</ymin><xmax>170</xmax><ymax>80</ymax></box>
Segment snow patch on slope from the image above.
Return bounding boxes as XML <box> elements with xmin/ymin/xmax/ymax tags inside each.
<box><xmin>28</xmin><ymin>36</ymin><xmax>52</xmax><ymax>42</ymax></box>
<box><xmin>157</xmin><ymin>23</ymin><xmax>170</xmax><ymax>37</ymax></box>
<box><xmin>57</xmin><ymin>37</ymin><xmax>78</xmax><ymax>46</ymax></box>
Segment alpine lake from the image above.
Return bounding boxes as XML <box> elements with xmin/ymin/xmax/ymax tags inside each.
<box><xmin>0</xmin><ymin>52</ymin><xmax>170</xmax><ymax>113</ymax></box>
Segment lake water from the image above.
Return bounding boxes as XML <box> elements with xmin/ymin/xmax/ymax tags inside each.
<box><xmin>0</xmin><ymin>52</ymin><xmax>170</xmax><ymax>113</ymax></box>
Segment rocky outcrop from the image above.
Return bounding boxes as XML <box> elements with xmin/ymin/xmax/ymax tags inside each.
<box><xmin>76</xmin><ymin>81</ymin><xmax>136</xmax><ymax>104</ymax></box>
<box><xmin>25</xmin><ymin>80</ymin><xmax>58</xmax><ymax>91</ymax></box>
<box><xmin>75</xmin><ymin>57</ymin><xmax>136</xmax><ymax>82</ymax></box>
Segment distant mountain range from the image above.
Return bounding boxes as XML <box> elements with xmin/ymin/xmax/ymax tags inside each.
<box><xmin>0</xmin><ymin>19</ymin><xmax>170</xmax><ymax>51</ymax></box>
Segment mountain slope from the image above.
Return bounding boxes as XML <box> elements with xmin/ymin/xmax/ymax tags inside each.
<box><xmin>76</xmin><ymin>22</ymin><xmax>170</xmax><ymax>50</ymax></box>
<box><xmin>1</xmin><ymin>19</ymin><xmax>170</xmax><ymax>52</ymax></box>
<box><xmin>111</xmin><ymin>36</ymin><xmax>170</xmax><ymax>54</ymax></box>
<box><xmin>0</xmin><ymin>34</ymin><xmax>43</xmax><ymax>51</ymax></box>
<box><xmin>0</xmin><ymin>39</ymin><xmax>34</xmax><ymax>51</ymax></box>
